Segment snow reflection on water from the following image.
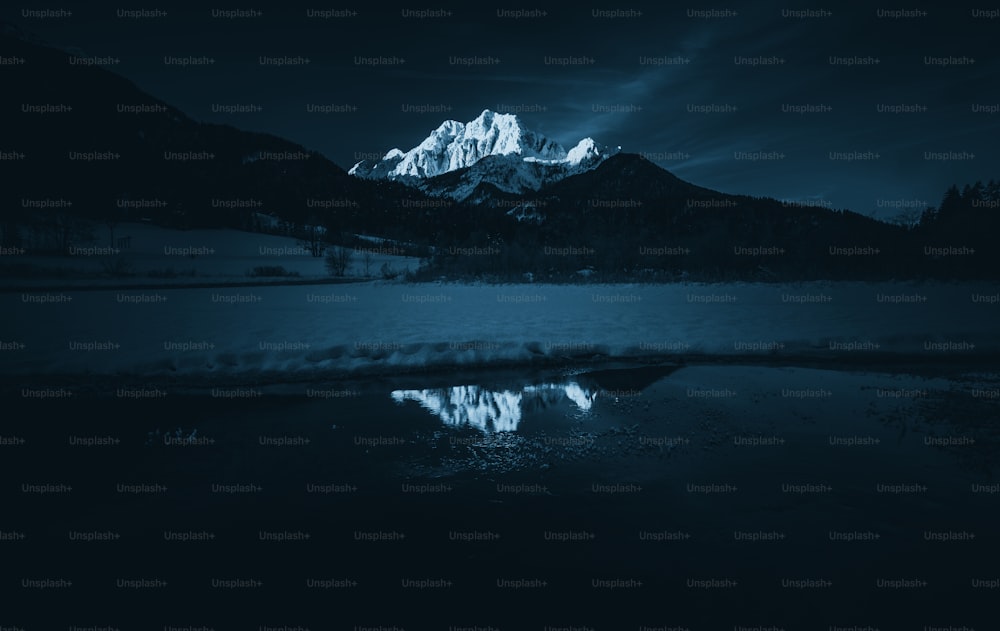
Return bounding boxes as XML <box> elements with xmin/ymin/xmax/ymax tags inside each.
<box><xmin>390</xmin><ymin>381</ymin><xmax>596</xmax><ymax>433</ymax></box>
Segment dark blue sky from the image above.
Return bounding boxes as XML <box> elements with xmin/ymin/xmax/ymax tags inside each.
<box><xmin>10</xmin><ymin>1</ymin><xmax>1000</xmax><ymax>218</ymax></box>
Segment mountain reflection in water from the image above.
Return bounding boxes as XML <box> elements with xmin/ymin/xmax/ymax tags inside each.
<box><xmin>390</xmin><ymin>382</ymin><xmax>597</xmax><ymax>433</ymax></box>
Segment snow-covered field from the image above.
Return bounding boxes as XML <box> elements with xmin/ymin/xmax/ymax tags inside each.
<box><xmin>3</xmin><ymin>281</ymin><xmax>998</xmax><ymax>381</ymax></box>
<box><xmin>4</xmin><ymin>223</ymin><xmax>420</xmax><ymax>286</ymax></box>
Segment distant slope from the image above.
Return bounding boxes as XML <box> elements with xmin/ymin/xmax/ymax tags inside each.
<box><xmin>0</xmin><ymin>28</ymin><xmax>432</xmax><ymax>233</ymax></box>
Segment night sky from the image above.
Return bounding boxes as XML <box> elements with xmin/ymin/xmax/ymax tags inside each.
<box><xmin>9</xmin><ymin>1</ymin><xmax>1000</xmax><ymax>217</ymax></box>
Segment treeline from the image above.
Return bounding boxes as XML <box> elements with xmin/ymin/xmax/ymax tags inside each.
<box><xmin>418</xmin><ymin>176</ymin><xmax>998</xmax><ymax>282</ymax></box>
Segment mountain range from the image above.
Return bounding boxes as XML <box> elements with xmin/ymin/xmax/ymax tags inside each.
<box><xmin>349</xmin><ymin>109</ymin><xmax>619</xmax><ymax>201</ymax></box>
<box><xmin>2</xmin><ymin>20</ymin><xmax>996</xmax><ymax>281</ymax></box>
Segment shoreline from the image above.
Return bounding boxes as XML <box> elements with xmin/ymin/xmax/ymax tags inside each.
<box><xmin>2</xmin><ymin>354</ymin><xmax>997</xmax><ymax>393</ymax></box>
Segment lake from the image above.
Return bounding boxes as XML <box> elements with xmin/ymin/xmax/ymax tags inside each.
<box><xmin>2</xmin><ymin>361</ymin><xmax>997</xmax><ymax>628</ymax></box>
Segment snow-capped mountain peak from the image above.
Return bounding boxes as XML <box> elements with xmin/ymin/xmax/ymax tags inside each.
<box><xmin>566</xmin><ymin>138</ymin><xmax>604</xmax><ymax>164</ymax></box>
<box><xmin>349</xmin><ymin>109</ymin><xmax>618</xmax><ymax>199</ymax></box>
<box><xmin>387</xmin><ymin>109</ymin><xmax>567</xmax><ymax>178</ymax></box>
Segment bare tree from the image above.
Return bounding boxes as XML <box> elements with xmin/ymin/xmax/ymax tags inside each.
<box><xmin>325</xmin><ymin>245</ymin><xmax>353</xmax><ymax>276</ymax></box>
<box><xmin>29</xmin><ymin>213</ymin><xmax>95</xmax><ymax>253</ymax></box>
<box><xmin>362</xmin><ymin>250</ymin><xmax>374</xmax><ymax>277</ymax></box>
<box><xmin>106</xmin><ymin>219</ymin><xmax>118</xmax><ymax>249</ymax></box>
<box><xmin>299</xmin><ymin>223</ymin><xmax>325</xmax><ymax>257</ymax></box>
